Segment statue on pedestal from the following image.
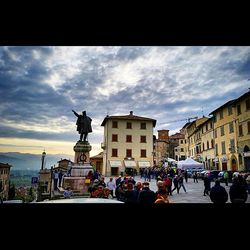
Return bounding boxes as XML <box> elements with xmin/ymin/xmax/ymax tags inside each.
<box><xmin>72</xmin><ymin>110</ymin><xmax>92</xmax><ymax>142</ymax></box>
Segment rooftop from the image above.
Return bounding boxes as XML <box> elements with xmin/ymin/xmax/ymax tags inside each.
<box><xmin>101</xmin><ymin>111</ymin><xmax>157</xmax><ymax>127</ymax></box>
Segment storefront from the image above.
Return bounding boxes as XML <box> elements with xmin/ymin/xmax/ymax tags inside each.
<box><xmin>109</xmin><ymin>160</ymin><xmax>123</xmax><ymax>176</ymax></box>
<box><xmin>124</xmin><ymin>160</ymin><xmax>137</xmax><ymax>176</ymax></box>
<box><xmin>243</xmin><ymin>147</ymin><xmax>250</xmax><ymax>171</ymax></box>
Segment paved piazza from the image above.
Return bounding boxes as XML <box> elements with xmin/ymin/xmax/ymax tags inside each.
<box><xmin>105</xmin><ymin>176</ymin><xmax>250</xmax><ymax>203</ymax></box>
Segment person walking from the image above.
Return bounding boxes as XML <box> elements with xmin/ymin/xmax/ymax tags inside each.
<box><xmin>58</xmin><ymin>170</ymin><xmax>63</xmax><ymax>187</ymax></box>
<box><xmin>107</xmin><ymin>177</ymin><xmax>116</xmax><ymax>198</ymax></box>
<box><xmin>53</xmin><ymin>170</ymin><xmax>59</xmax><ymax>191</ymax></box>
<box><xmin>193</xmin><ymin>171</ymin><xmax>198</xmax><ymax>183</ymax></box>
<box><xmin>171</xmin><ymin>175</ymin><xmax>180</xmax><ymax>194</ymax></box>
<box><xmin>178</xmin><ymin>174</ymin><xmax>187</xmax><ymax>193</ymax></box>
<box><xmin>203</xmin><ymin>174</ymin><xmax>211</xmax><ymax>196</ymax></box>
<box><xmin>184</xmin><ymin>170</ymin><xmax>188</xmax><ymax>183</ymax></box>
<box><xmin>210</xmin><ymin>179</ymin><xmax>228</xmax><ymax>203</ymax></box>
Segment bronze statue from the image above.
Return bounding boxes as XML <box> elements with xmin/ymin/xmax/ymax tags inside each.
<box><xmin>72</xmin><ymin>110</ymin><xmax>92</xmax><ymax>142</ymax></box>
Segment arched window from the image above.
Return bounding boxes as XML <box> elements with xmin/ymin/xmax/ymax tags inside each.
<box><xmin>244</xmin><ymin>145</ymin><xmax>249</xmax><ymax>152</ymax></box>
<box><xmin>211</xmin><ymin>139</ymin><xmax>214</xmax><ymax>148</ymax></box>
<box><xmin>239</xmin><ymin>154</ymin><xmax>242</xmax><ymax>164</ymax></box>
<box><xmin>202</xmin><ymin>143</ymin><xmax>205</xmax><ymax>151</ymax></box>
<box><xmin>207</xmin><ymin>141</ymin><xmax>209</xmax><ymax>149</ymax></box>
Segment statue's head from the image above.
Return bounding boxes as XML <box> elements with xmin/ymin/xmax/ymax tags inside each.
<box><xmin>82</xmin><ymin>111</ymin><xmax>86</xmax><ymax>116</ymax></box>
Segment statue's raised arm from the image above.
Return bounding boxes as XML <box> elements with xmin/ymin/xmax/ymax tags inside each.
<box><xmin>72</xmin><ymin>110</ymin><xmax>92</xmax><ymax>142</ymax></box>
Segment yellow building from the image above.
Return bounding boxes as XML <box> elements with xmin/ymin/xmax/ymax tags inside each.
<box><xmin>200</xmin><ymin>117</ymin><xmax>215</xmax><ymax>169</ymax></box>
<box><xmin>101</xmin><ymin>111</ymin><xmax>156</xmax><ymax>176</ymax></box>
<box><xmin>209</xmin><ymin>100</ymin><xmax>239</xmax><ymax>171</ymax></box>
<box><xmin>0</xmin><ymin>162</ymin><xmax>12</xmax><ymax>200</ymax></box>
<box><xmin>174</xmin><ymin>130</ymin><xmax>185</xmax><ymax>161</ymax></box>
<box><xmin>233</xmin><ymin>91</ymin><xmax>250</xmax><ymax>171</ymax></box>
<box><xmin>186</xmin><ymin>117</ymin><xmax>208</xmax><ymax>160</ymax></box>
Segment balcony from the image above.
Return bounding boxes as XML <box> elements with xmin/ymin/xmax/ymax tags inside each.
<box><xmin>101</xmin><ymin>142</ymin><xmax>106</xmax><ymax>149</ymax></box>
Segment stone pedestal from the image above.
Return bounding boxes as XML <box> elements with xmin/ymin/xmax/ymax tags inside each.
<box><xmin>74</xmin><ymin>141</ymin><xmax>92</xmax><ymax>164</ymax></box>
<box><xmin>62</xmin><ymin>140</ymin><xmax>94</xmax><ymax>195</ymax></box>
<box><xmin>63</xmin><ymin>177</ymin><xmax>90</xmax><ymax>194</ymax></box>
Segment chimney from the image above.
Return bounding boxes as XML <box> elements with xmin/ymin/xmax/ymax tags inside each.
<box><xmin>129</xmin><ymin>111</ymin><xmax>133</xmax><ymax>116</ymax></box>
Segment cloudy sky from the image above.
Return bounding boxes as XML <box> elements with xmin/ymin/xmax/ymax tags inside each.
<box><xmin>0</xmin><ymin>46</ymin><xmax>249</xmax><ymax>157</ymax></box>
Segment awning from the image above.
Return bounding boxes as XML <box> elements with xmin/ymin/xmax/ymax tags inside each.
<box><xmin>138</xmin><ymin>161</ymin><xmax>151</xmax><ymax>168</ymax></box>
<box><xmin>124</xmin><ymin>160</ymin><xmax>137</xmax><ymax>168</ymax></box>
<box><xmin>109</xmin><ymin>160</ymin><xmax>122</xmax><ymax>167</ymax></box>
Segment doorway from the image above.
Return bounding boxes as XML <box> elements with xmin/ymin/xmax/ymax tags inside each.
<box><xmin>231</xmin><ymin>158</ymin><xmax>237</xmax><ymax>172</ymax></box>
<box><xmin>222</xmin><ymin>162</ymin><xmax>227</xmax><ymax>171</ymax></box>
<box><xmin>111</xmin><ymin>167</ymin><xmax>119</xmax><ymax>176</ymax></box>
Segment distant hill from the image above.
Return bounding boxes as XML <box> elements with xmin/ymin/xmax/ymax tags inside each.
<box><xmin>0</xmin><ymin>152</ymin><xmax>74</xmax><ymax>170</ymax></box>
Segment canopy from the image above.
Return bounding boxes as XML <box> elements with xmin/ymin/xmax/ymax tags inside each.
<box><xmin>138</xmin><ymin>161</ymin><xmax>151</xmax><ymax>168</ymax></box>
<box><xmin>124</xmin><ymin>160</ymin><xmax>137</xmax><ymax>168</ymax></box>
<box><xmin>166</xmin><ymin>157</ymin><xmax>177</xmax><ymax>163</ymax></box>
<box><xmin>177</xmin><ymin>157</ymin><xmax>204</xmax><ymax>170</ymax></box>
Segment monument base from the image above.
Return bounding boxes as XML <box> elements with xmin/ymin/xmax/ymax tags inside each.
<box><xmin>63</xmin><ymin>176</ymin><xmax>91</xmax><ymax>194</ymax></box>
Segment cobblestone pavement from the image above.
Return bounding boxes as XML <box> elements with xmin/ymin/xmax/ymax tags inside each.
<box><xmin>105</xmin><ymin>176</ymin><xmax>250</xmax><ymax>203</ymax></box>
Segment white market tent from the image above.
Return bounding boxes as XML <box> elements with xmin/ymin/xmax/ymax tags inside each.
<box><xmin>167</xmin><ymin>157</ymin><xmax>177</xmax><ymax>163</ymax></box>
<box><xmin>177</xmin><ymin>157</ymin><xmax>204</xmax><ymax>170</ymax></box>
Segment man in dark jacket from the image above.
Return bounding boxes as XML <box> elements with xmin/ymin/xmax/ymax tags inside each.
<box><xmin>137</xmin><ymin>182</ymin><xmax>156</xmax><ymax>205</ymax></box>
<box><xmin>210</xmin><ymin>179</ymin><xmax>228</xmax><ymax>203</ymax></box>
<box><xmin>203</xmin><ymin>174</ymin><xmax>211</xmax><ymax>196</ymax></box>
<box><xmin>229</xmin><ymin>177</ymin><xmax>248</xmax><ymax>203</ymax></box>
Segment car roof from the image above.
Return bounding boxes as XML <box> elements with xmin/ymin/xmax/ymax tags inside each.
<box><xmin>38</xmin><ymin>198</ymin><xmax>124</xmax><ymax>204</ymax></box>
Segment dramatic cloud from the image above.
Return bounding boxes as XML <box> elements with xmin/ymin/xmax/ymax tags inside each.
<box><xmin>0</xmin><ymin>46</ymin><xmax>249</xmax><ymax>155</ymax></box>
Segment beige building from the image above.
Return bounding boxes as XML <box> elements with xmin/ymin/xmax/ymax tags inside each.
<box><xmin>154</xmin><ymin>130</ymin><xmax>169</xmax><ymax>165</ymax></box>
<box><xmin>209</xmin><ymin>100</ymin><xmax>239</xmax><ymax>171</ymax></box>
<box><xmin>174</xmin><ymin>131</ymin><xmax>185</xmax><ymax>161</ymax></box>
<box><xmin>200</xmin><ymin>117</ymin><xmax>215</xmax><ymax>169</ymax></box>
<box><xmin>101</xmin><ymin>111</ymin><xmax>156</xmax><ymax>176</ymax></box>
<box><xmin>0</xmin><ymin>162</ymin><xmax>11</xmax><ymax>200</ymax></box>
<box><xmin>234</xmin><ymin>91</ymin><xmax>250</xmax><ymax>171</ymax></box>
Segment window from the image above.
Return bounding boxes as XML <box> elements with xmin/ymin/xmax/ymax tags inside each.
<box><xmin>126</xmin><ymin>149</ymin><xmax>132</xmax><ymax>158</ymax></box>
<box><xmin>180</xmin><ymin>140</ymin><xmax>183</xmax><ymax>144</ymax></box>
<box><xmin>185</xmin><ymin>139</ymin><xmax>186</xmax><ymax>144</ymax></box>
<box><xmin>181</xmin><ymin>148</ymin><xmax>184</xmax><ymax>152</ymax></box>
<box><xmin>211</xmin><ymin>139</ymin><xmax>214</xmax><ymax>148</ymax></box>
<box><xmin>207</xmin><ymin>141</ymin><xmax>209</xmax><ymax>149</ymax></box>
<box><xmin>214</xmin><ymin>115</ymin><xmax>217</xmax><ymax>123</ymax></box>
<box><xmin>220</xmin><ymin>126</ymin><xmax>225</xmax><ymax>136</ymax></box>
<box><xmin>248</xmin><ymin>121</ymin><xmax>250</xmax><ymax>134</ymax></box>
<box><xmin>214</xmin><ymin>129</ymin><xmax>217</xmax><ymax>138</ymax></box>
<box><xmin>112</xmin><ymin>134</ymin><xmax>118</xmax><ymax>142</ymax></box>
<box><xmin>203</xmin><ymin>143</ymin><xmax>205</xmax><ymax>151</ymax></box>
<box><xmin>229</xmin><ymin>122</ymin><xmax>234</xmax><ymax>134</ymax></box>
<box><xmin>246</xmin><ymin>99</ymin><xmax>250</xmax><ymax>110</ymax></box>
<box><xmin>126</xmin><ymin>135</ymin><xmax>132</xmax><ymax>142</ymax></box>
<box><xmin>112</xmin><ymin>121</ymin><xmax>118</xmax><ymax>128</ymax></box>
<box><xmin>126</xmin><ymin>122</ymin><xmax>132</xmax><ymax>129</ymax></box>
<box><xmin>237</xmin><ymin>104</ymin><xmax>241</xmax><ymax>115</ymax></box>
<box><xmin>112</xmin><ymin>148</ymin><xmax>118</xmax><ymax>157</ymax></box>
<box><xmin>215</xmin><ymin>144</ymin><xmax>218</xmax><ymax>156</ymax></box>
<box><xmin>230</xmin><ymin>139</ymin><xmax>235</xmax><ymax>153</ymax></box>
<box><xmin>219</xmin><ymin>110</ymin><xmax>223</xmax><ymax>120</ymax></box>
<box><xmin>201</xmin><ymin>127</ymin><xmax>203</xmax><ymax>133</ymax></box>
<box><xmin>228</xmin><ymin>106</ymin><xmax>233</xmax><ymax>115</ymax></box>
<box><xmin>140</xmin><ymin>135</ymin><xmax>146</xmax><ymax>143</ymax></box>
<box><xmin>141</xmin><ymin>149</ymin><xmax>146</xmax><ymax>158</ymax></box>
<box><xmin>140</xmin><ymin>122</ymin><xmax>146</xmax><ymax>129</ymax></box>
<box><xmin>206</xmin><ymin>124</ymin><xmax>208</xmax><ymax>131</ymax></box>
<box><xmin>239</xmin><ymin>125</ymin><xmax>243</xmax><ymax>136</ymax></box>
<box><xmin>210</xmin><ymin>122</ymin><xmax>212</xmax><ymax>129</ymax></box>
<box><xmin>221</xmin><ymin>141</ymin><xmax>226</xmax><ymax>154</ymax></box>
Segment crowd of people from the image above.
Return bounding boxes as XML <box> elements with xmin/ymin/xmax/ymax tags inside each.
<box><xmin>85</xmin><ymin>167</ymin><xmax>250</xmax><ymax>204</ymax></box>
